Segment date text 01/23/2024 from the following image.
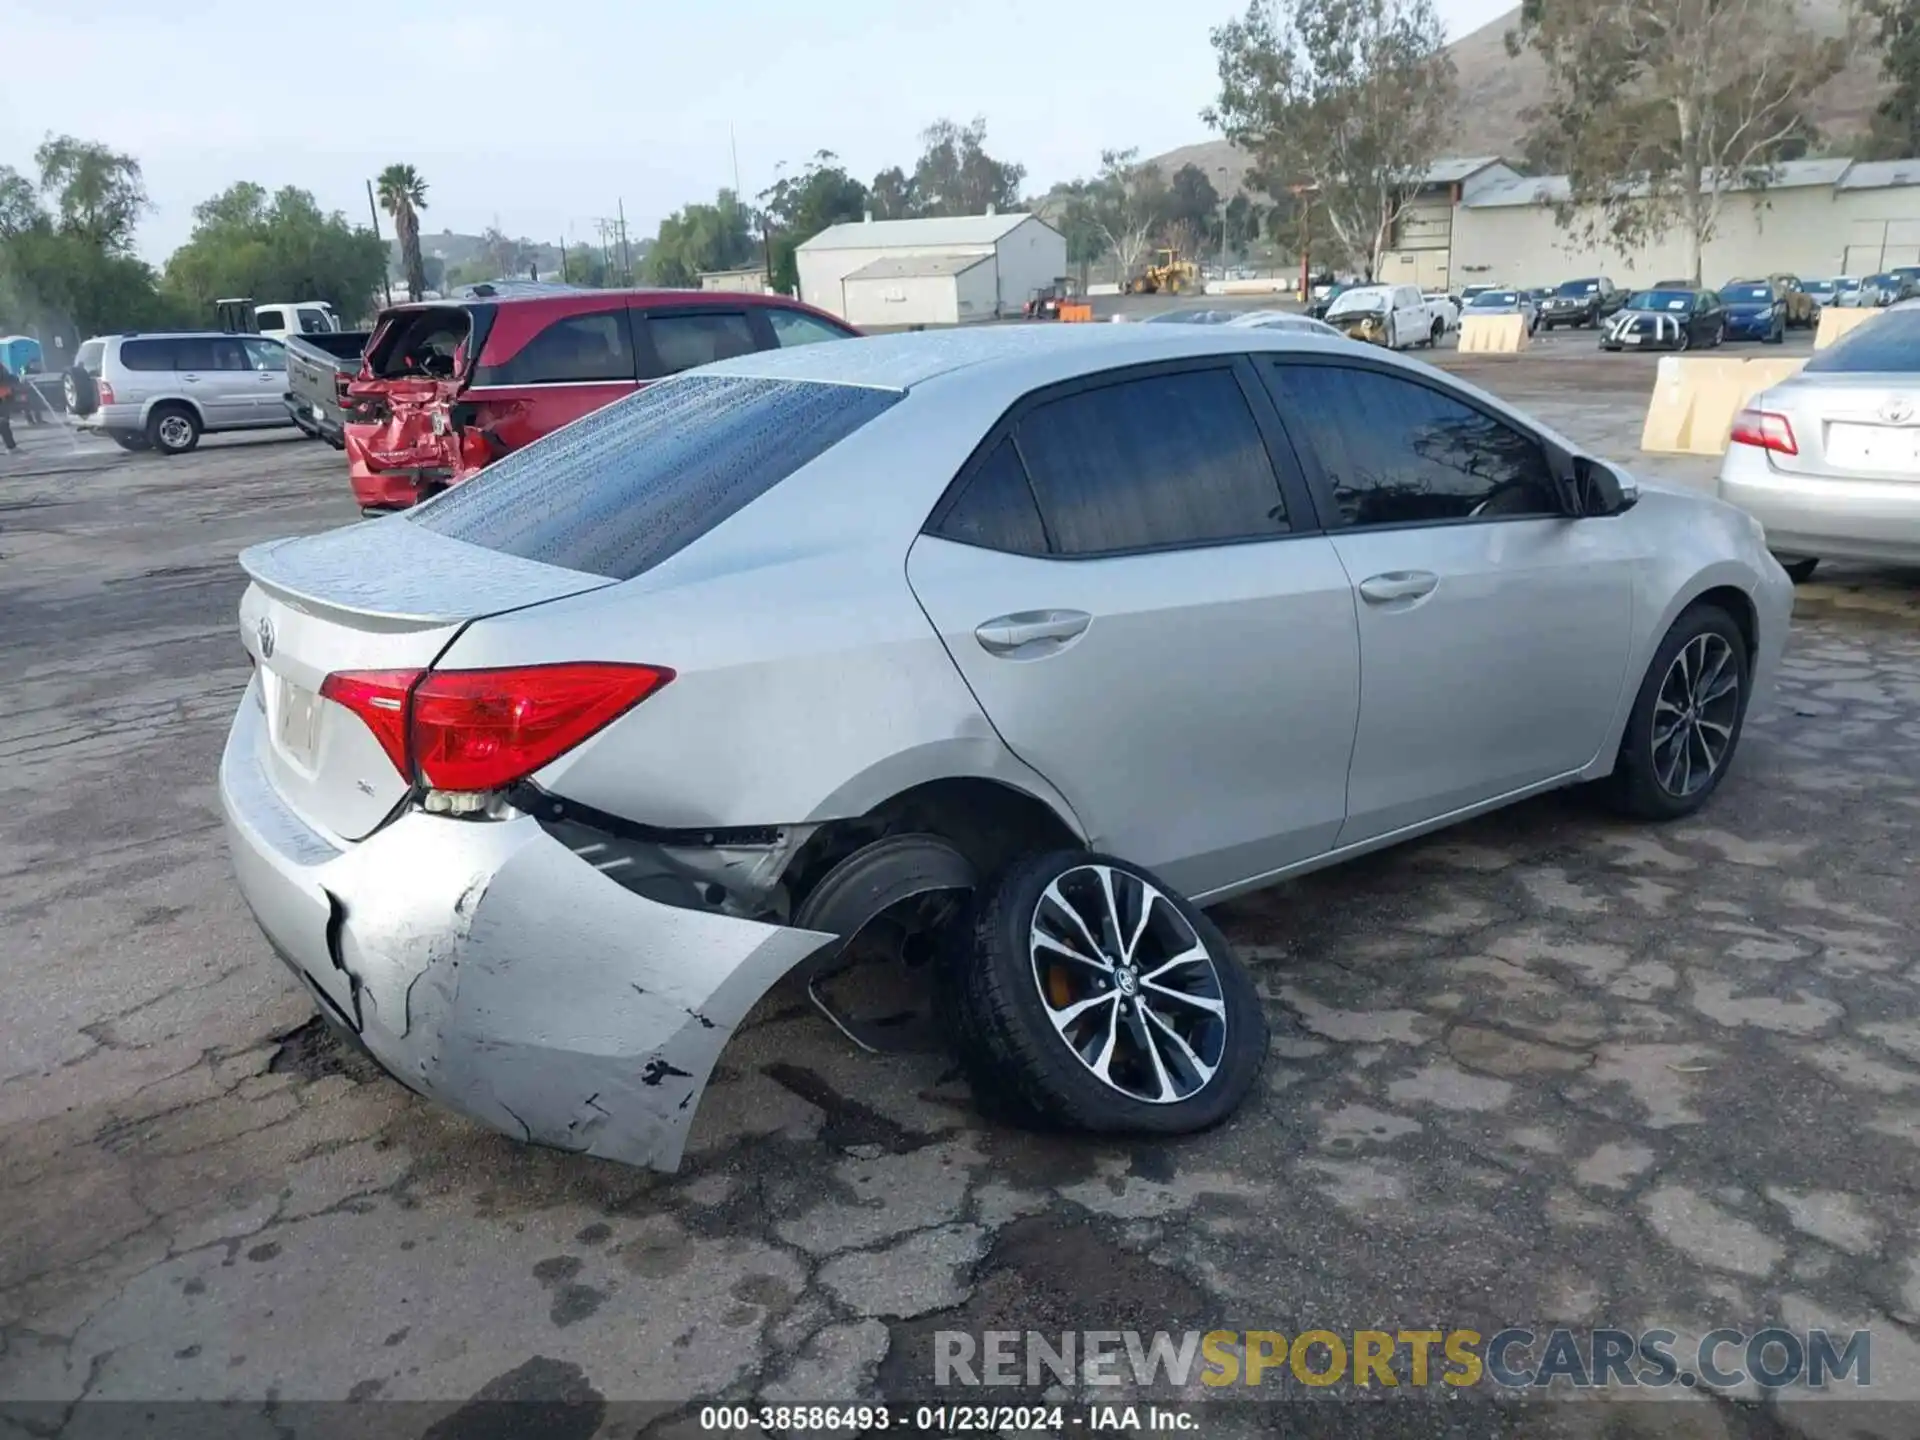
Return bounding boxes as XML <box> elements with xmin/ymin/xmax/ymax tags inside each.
<box><xmin>696</xmin><ymin>1405</ymin><xmax>1190</xmax><ymax>1431</ymax></box>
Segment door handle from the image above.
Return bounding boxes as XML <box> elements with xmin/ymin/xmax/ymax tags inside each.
<box><xmin>1358</xmin><ymin>571</ymin><xmax>1439</xmax><ymax>603</ymax></box>
<box><xmin>974</xmin><ymin>609</ymin><xmax>1092</xmax><ymax>655</ymax></box>
<box><xmin>181</xmin><ymin>374</ymin><xmax>202</xmax><ymax>383</ymax></box>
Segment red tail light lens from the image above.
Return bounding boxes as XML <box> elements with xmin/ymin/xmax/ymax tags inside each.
<box><xmin>1730</xmin><ymin>408</ymin><xmax>1798</xmax><ymax>456</ymax></box>
<box><xmin>410</xmin><ymin>663</ymin><xmax>674</xmax><ymax>792</ymax></box>
<box><xmin>318</xmin><ymin>669</ymin><xmax>419</xmax><ymax>778</ymax></box>
<box><xmin>97</xmin><ymin>381</ymin><xmax>116</xmax><ymax>406</ymax></box>
<box><xmin>321</xmin><ymin>663</ymin><xmax>673</xmax><ymax>794</ymax></box>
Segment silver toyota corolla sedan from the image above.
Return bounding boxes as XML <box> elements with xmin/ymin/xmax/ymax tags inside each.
<box><xmin>1718</xmin><ymin>304</ymin><xmax>1917</xmax><ymax>580</ymax></box>
<box><xmin>221</xmin><ymin>324</ymin><xmax>1793</xmax><ymax>1171</ymax></box>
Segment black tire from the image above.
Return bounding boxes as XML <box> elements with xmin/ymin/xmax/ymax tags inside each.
<box><xmin>108</xmin><ymin>431</ymin><xmax>150</xmax><ymax>452</ymax></box>
<box><xmin>146</xmin><ymin>403</ymin><xmax>201</xmax><ymax>455</ymax></box>
<box><xmin>1603</xmin><ymin>604</ymin><xmax>1751</xmax><ymax>822</ymax></box>
<box><xmin>64</xmin><ymin>366</ymin><xmax>98</xmax><ymax>417</ymax></box>
<box><xmin>1776</xmin><ymin>555</ymin><xmax>1819</xmax><ymax>583</ymax></box>
<box><xmin>951</xmin><ymin>850</ymin><xmax>1267</xmax><ymax>1135</ymax></box>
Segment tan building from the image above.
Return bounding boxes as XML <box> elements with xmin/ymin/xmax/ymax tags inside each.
<box><xmin>697</xmin><ymin>267</ymin><xmax>773</xmax><ymax>294</ymax></box>
<box><xmin>1449</xmin><ymin>158</ymin><xmax>1920</xmax><ymax>286</ymax></box>
<box><xmin>1375</xmin><ymin>158</ymin><xmax>1525</xmax><ymax>290</ymax></box>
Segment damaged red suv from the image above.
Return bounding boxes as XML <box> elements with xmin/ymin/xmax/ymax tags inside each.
<box><xmin>343</xmin><ymin>288</ymin><xmax>858</xmax><ymax>513</ymax></box>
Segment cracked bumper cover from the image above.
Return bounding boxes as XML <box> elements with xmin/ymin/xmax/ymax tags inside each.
<box><xmin>218</xmin><ymin>694</ymin><xmax>836</xmax><ymax>1171</ymax></box>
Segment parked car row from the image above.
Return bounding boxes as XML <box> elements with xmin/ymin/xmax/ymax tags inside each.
<box><xmin>59</xmin><ymin>290</ymin><xmax>859</xmax><ymax>500</ymax></box>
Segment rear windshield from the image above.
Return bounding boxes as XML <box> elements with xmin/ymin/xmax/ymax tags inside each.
<box><xmin>367</xmin><ymin>305</ymin><xmax>474</xmax><ymax>379</ymax></box>
<box><xmin>76</xmin><ymin>340</ymin><xmax>105</xmax><ymax>376</ymax></box>
<box><xmin>1803</xmin><ymin>310</ymin><xmax>1918</xmax><ymax>373</ymax></box>
<box><xmin>406</xmin><ymin>374</ymin><xmax>900</xmax><ymax>580</ymax></box>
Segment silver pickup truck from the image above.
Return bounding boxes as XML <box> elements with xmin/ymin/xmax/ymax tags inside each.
<box><xmin>283</xmin><ymin>330</ymin><xmax>369</xmax><ymax>448</ymax></box>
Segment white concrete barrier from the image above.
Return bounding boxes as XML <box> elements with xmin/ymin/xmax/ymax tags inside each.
<box><xmin>1086</xmin><ymin>282</ymin><xmax>1122</xmax><ymax>297</ymax></box>
<box><xmin>1205</xmin><ymin>278</ymin><xmax>1294</xmax><ymax>296</ymax></box>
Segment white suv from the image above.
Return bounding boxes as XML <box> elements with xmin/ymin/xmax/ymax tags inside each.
<box><xmin>67</xmin><ymin>332</ymin><xmax>293</xmax><ymax>455</ymax></box>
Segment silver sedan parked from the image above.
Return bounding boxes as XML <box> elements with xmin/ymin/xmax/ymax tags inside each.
<box><xmin>1718</xmin><ymin>304</ymin><xmax>1919</xmax><ymax>580</ymax></box>
<box><xmin>221</xmin><ymin>324</ymin><xmax>1792</xmax><ymax>1172</ymax></box>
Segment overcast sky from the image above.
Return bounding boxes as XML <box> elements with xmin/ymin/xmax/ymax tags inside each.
<box><xmin>3</xmin><ymin>0</ymin><xmax>1514</xmax><ymax>263</ymax></box>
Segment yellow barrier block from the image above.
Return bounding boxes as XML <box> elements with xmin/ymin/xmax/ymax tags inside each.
<box><xmin>1640</xmin><ymin>356</ymin><xmax>1812</xmax><ymax>456</ymax></box>
<box><xmin>1640</xmin><ymin>356</ymin><xmax>1744</xmax><ymax>455</ymax></box>
<box><xmin>1458</xmin><ymin>312</ymin><xmax>1530</xmax><ymax>354</ymax></box>
<box><xmin>1814</xmin><ymin>307</ymin><xmax>1879</xmax><ymax>350</ymax></box>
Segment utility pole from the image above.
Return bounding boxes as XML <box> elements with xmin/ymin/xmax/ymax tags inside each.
<box><xmin>617</xmin><ymin>199</ymin><xmax>632</xmax><ymax>285</ymax></box>
<box><xmin>558</xmin><ymin>235</ymin><xmax>567</xmax><ymax>283</ymax></box>
<box><xmin>366</xmin><ymin>179</ymin><xmax>392</xmax><ymax>307</ymax></box>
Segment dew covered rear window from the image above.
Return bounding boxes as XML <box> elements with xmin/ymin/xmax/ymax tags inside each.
<box><xmin>1804</xmin><ymin>309</ymin><xmax>1920</xmax><ymax>374</ymax></box>
<box><xmin>405</xmin><ymin>374</ymin><xmax>900</xmax><ymax>579</ymax></box>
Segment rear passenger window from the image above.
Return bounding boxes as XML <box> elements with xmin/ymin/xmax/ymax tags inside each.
<box><xmin>208</xmin><ymin>337</ymin><xmax>249</xmax><ymax>370</ymax></box>
<box><xmin>255</xmin><ymin>308</ymin><xmax>285</xmax><ymax>332</ymax></box>
<box><xmin>119</xmin><ymin>339</ymin><xmax>176</xmax><ymax>371</ymax></box>
<box><xmin>933</xmin><ymin>439</ymin><xmax>1048</xmax><ymax>555</ymax></box>
<box><xmin>1013</xmin><ymin>368</ymin><xmax>1288</xmax><ymax>555</ymax></box>
<box><xmin>642</xmin><ymin>312</ymin><xmax>759</xmax><ymax>377</ymax></box>
<box><xmin>473</xmin><ymin>311</ymin><xmax>633</xmax><ymax>386</ymax></box>
<box><xmin>1273</xmin><ymin>364</ymin><xmax>1558</xmax><ymax>527</ymax></box>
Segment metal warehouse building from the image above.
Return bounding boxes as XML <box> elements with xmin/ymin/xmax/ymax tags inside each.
<box><xmin>1446</xmin><ymin>157</ymin><xmax>1920</xmax><ymax>286</ymax></box>
<box><xmin>796</xmin><ymin>212</ymin><xmax>1067</xmax><ymax>327</ymax></box>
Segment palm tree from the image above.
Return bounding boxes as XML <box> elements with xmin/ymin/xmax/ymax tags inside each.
<box><xmin>376</xmin><ymin>164</ymin><xmax>429</xmax><ymax>300</ymax></box>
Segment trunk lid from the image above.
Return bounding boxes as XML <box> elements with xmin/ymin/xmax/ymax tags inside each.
<box><xmin>1763</xmin><ymin>374</ymin><xmax>1920</xmax><ymax>481</ymax></box>
<box><xmin>237</xmin><ymin>518</ymin><xmax>613</xmax><ymax>842</ymax></box>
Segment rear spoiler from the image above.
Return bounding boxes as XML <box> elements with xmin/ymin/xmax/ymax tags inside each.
<box><xmin>239</xmin><ymin>523</ymin><xmax>611</xmax><ymax>628</ymax></box>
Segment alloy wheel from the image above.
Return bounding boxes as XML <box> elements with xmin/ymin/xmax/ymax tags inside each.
<box><xmin>1652</xmin><ymin>633</ymin><xmax>1741</xmax><ymax>798</ymax></box>
<box><xmin>1028</xmin><ymin>864</ymin><xmax>1227</xmax><ymax>1104</ymax></box>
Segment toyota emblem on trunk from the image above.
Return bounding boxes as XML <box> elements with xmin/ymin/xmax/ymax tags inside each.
<box><xmin>1884</xmin><ymin>398</ymin><xmax>1916</xmax><ymax>425</ymax></box>
<box><xmin>257</xmin><ymin>617</ymin><xmax>275</xmax><ymax>660</ymax></box>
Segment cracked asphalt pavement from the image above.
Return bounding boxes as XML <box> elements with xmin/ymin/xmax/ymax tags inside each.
<box><xmin>4</xmin><ymin>348</ymin><xmax>1920</xmax><ymax>1438</ymax></box>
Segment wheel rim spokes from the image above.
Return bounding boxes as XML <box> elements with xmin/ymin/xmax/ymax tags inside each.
<box><xmin>1029</xmin><ymin>864</ymin><xmax>1227</xmax><ymax>1104</ymax></box>
<box><xmin>1651</xmin><ymin>633</ymin><xmax>1740</xmax><ymax>797</ymax></box>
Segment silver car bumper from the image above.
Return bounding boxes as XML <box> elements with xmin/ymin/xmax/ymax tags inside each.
<box><xmin>73</xmin><ymin>402</ymin><xmax>144</xmax><ymax>433</ymax></box>
<box><xmin>1718</xmin><ymin>445</ymin><xmax>1920</xmax><ymax>564</ymax></box>
<box><xmin>219</xmin><ymin>681</ymin><xmax>836</xmax><ymax>1171</ymax></box>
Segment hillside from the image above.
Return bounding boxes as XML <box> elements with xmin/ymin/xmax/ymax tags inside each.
<box><xmin>1149</xmin><ymin>2</ymin><xmax>1882</xmax><ymax>187</ymax></box>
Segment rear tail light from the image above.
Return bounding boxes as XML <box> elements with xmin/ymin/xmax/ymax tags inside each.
<box><xmin>97</xmin><ymin>382</ymin><xmax>116</xmax><ymax>406</ymax></box>
<box><xmin>318</xmin><ymin>669</ymin><xmax>415</xmax><ymax>778</ymax></box>
<box><xmin>1729</xmin><ymin>408</ymin><xmax>1798</xmax><ymax>456</ymax></box>
<box><xmin>319</xmin><ymin>662</ymin><xmax>674</xmax><ymax>796</ymax></box>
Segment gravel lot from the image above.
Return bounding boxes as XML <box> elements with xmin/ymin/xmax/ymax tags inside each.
<box><xmin>4</xmin><ymin>342</ymin><xmax>1920</xmax><ymax>1438</ymax></box>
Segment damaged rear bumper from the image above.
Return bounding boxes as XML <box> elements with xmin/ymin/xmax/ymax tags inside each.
<box><xmin>218</xmin><ymin>692</ymin><xmax>836</xmax><ymax>1171</ymax></box>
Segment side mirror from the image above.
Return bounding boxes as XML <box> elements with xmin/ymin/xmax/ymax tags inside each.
<box><xmin>1574</xmin><ymin>456</ymin><xmax>1639</xmax><ymax>517</ymax></box>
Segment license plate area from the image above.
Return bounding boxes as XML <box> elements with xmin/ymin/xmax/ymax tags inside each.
<box><xmin>275</xmin><ymin>674</ymin><xmax>322</xmax><ymax>769</ymax></box>
<box><xmin>1827</xmin><ymin>422</ymin><xmax>1920</xmax><ymax>474</ymax></box>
